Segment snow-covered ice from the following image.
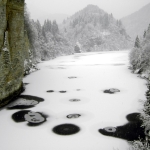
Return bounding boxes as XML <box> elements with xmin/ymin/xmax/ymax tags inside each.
<box><xmin>0</xmin><ymin>50</ymin><xmax>147</xmax><ymax>150</ymax></box>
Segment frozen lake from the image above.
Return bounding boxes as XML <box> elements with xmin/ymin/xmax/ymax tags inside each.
<box><xmin>0</xmin><ymin>50</ymin><xmax>147</xmax><ymax>150</ymax></box>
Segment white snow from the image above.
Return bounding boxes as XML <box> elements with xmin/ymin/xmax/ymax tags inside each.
<box><xmin>0</xmin><ymin>50</ymin><xmax>147</xmax><ymax>150</ymax></box>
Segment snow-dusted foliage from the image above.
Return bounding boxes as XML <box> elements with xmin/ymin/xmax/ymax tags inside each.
<box><xmin>24</xmin><ymin>5</ymin><xmax>73</xmax><ymax>63</ymax></box>
<box><xmin>129</xmin><ymin>24</ymin><xmax>150</xmax><ymax>77</ymax></box>
<box><xmin>129</xmin><ymin>24</ymin><xmax>150</xmax><ymax>150</ymax></box>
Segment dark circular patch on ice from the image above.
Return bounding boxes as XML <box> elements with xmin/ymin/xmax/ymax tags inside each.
<box><xmin>67</xmin><ymin>114</ymin><xmax>81</xmax><ymax>119</ymax></box>
<box><xmin>103</xmin><ymin>88</ymin><xmax>120</xmax><ymax>94</ymax></box>
<box><xmin>68</xmin><ymin>77</ymin><xmax>77</xmax><ymax>79</ymax></box>
<box><xmin>52</xmin><ymin>124</ymin><xmax>80</xmax><ymax>135</ymax></box>
<box><xmin>69</xmin><ymin>99</ymin><xmax>81</xmax><ymax>102</ymax></box>
<box><xmin>59</xmin><ymin>91</ymin><xmax>67</xmax><ymax>93</ymax></box>
<box><xmin>99</xmin><ymin>113</ymin><xmax>145</xmax><ymax>141</ymax></box>
<box><xmin>12</xmin><ymin>110</ymin><xmax>31</xmax><ymax>122</ymax></box>
<box><xmin>19</xmin><ymin>95</ymin><xmax>44</xmax><ymax>102</ymax></box>
<box><xmin>47</xmin><ymin>90</ymin><xmax>54</xmax><ymax>93</ymax></box>
<box><xmin>126</xmin><ymin>113</ymin><xmax>141</xmax><ymax>122</ymax></box>
<box><xmin>7</xmin><ymin>95</ymin><xmax>44</xmax><ymax>109</ymax></box>
<box><xmin>76</xmin><ymin>89</ymin><xmax>81</xmax><ymax>91</ymax></box>
<box><xmin>25</xmin><ymin>112</ymin><xmax>46</xmax><ymax>126</ymax></box>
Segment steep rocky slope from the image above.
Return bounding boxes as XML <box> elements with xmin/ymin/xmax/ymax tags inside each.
<box><xmin>0</xmin><ymin>0</ymin><xmax>26</xmax><ymax>107</ymax></box>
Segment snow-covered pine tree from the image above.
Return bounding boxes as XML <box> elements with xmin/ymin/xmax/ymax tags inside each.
<box><xmin>147</xmin><ymin>24</ymin><xmax>150</xmax><ymax>33</ymax></box>
<box><xmin>143</xmin><ymin>30</ymin><xmax>147</xmax><ymax>38</ymax></box>
<box><xmin>134</xmin><ymin>36</ymin><xmax>140</xmax><ymax>48</ymax></box>
<box><xmin>52</xmin><ymin>20</ymin><xmax>59</xmax><ymax>35</ymax></box>
<box><xmin>74</xmin><ymin>42</ymin><xmax>81</xmax><ymax>53</ymax></box>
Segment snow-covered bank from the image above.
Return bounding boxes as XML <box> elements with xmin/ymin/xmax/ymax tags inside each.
<box><xmin>0</xmin><ymin>50</ymin><xmax>147</xmax><ymax>150</ymax></box>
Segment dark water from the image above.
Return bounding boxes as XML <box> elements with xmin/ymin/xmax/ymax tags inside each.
<box><xmin>52</xmin><ymin>124</ymin><xmax>80</xmax><ymax>135</ymax></box>
<box><xmin>12</xmin><ymin>110</ymin><xmax>47</xmax><ymax>126</ymax></box>
<box><xmin>8</xmin><ymin>93</ymin><xmax>145</xmax><ymax>140</ymax></box>
<box><xmin>99</xmin><ymin>113</ymin><xmax>145</xmax><ymax>141</ymax></box>
<box><xmin>12</xmin><ymin>110</ymin><xmax>31</xmax><ymax>122</ymax></box>
<box><xmin>47</xmin><ymin>90</ymin><xmax>55</xmax><ymax>93</ymax></box>
<box><xmin>59</xmin><ymin>91</ymin><xmax>67</xmax><ymax>93</ymax></box>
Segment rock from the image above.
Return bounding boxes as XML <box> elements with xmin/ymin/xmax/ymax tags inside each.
<box><xmin>0</xmin><ymin>0</ymin><xmax>25</xmax><ymax>107</ymax></box>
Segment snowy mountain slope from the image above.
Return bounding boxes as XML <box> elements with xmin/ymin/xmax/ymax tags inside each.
<box><xmin>121</xmin><ymin>3</ymin><xmax>150</xmax><ymax>39</ymax></box>
<box><xmin>60</xmin><ymin>5</ymin><xmax>132</xmax><ymax>52</ymax></box>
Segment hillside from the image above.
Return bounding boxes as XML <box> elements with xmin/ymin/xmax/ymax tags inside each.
<box><xmin>31</xmin><ymin>13</ymin><xmax>69</xmax><ymax>25</ymax></box>
<box><xmin>121</xmin><ymin>3</ymin><xmax>150</xmax><ymax>40</ymax></box>
<box><xmin>60</xmin><ymin>4</ymin><xmax>132</xmax><ymax>52</ymax></box>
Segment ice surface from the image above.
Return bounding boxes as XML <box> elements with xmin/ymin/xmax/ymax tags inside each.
<box><xmin>0</xmin><ymin>50</ymin><xmax>147</xmax><ymax>150</ymax></box>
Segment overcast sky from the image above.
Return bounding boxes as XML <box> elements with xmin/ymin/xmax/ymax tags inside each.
<box><xmin>25</xmin><ymin>0</ymin><xmax>150</xmax><ymax>20</ymax></box>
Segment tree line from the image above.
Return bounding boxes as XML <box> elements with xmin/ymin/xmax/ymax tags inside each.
<box><xmin>24</xmin><ymin>5</ymin><xmax>73</xmax><ymax>63</ymax></box>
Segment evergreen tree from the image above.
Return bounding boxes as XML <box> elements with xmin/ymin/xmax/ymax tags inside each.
<box><xmin>143</xmin><ymin>30</ymin><xmax>147</xmax><ymax>38</ymax></box>
<box><xmin>74</xmin><ymin>44</ymin><xmax>80</xmax><ymax>53</ymax></box>
<box><xmin>134</xmin><ymin>36</ymin><xmax>140</xmax><ymax>48</ymax></box>
<box><xmin>52</xmin><ymin>20</ymin><xmax>59</xmax><ymax>35</ymax></box>
<box><xmin>103</xmin><ymin>13</ymin><xmax>109</xmax><ymax>28</ymax></box>
<box><xmin>47</xmin><ymin>20</ymin><xmax>52</xmax><ymax>32</ymax></box>
<box><xmin>147</xmin><ymin>24</ymin><xmax>150</xmax><ymax>33</ymax></box>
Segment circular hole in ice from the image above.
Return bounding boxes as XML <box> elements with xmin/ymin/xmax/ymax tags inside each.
<box><xmin>69</xmin><ymin>99</ymin><xmax>81</xmax><ymax>102</ymax></box>
<box><xmin>52</xmin><ymin>124</ymin><xmax>80</xmax><ymax>135</ymax></box>
<box><xmin>68</xmin><ymin>77</ymin><xmax>77</xmax><ymax>79</ymax></box>
<box><xmin>59</xmin><ymin>91</ymin><xmax>67</xmax><ymax>93</ymax></box>
<box><xmin>76</xmin><ymin>89</ymin><xmax>81</xmax><ymax>91</ymax></box>
<box><xmin>12</xmin><ymin>110</ymin><xmax>31</xmax><ymax>122</ymax></box>
<box><xmin>67</xmin><ymin>114</ymin><xmax>81</xmax><ymax>119</ymax></box>
<box><xmin>47</xmin><ymin>90</ymin><xmax>54</xmax><ymax>93</ymax></box>
<box><xmin>61</xmin><ymin>96</ymin><xmax>89</xmax><ymax>104</ymax></box>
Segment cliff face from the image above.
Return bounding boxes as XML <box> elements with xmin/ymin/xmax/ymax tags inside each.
<box><xmin>0</xmin><ymin>0</ymin><xmax>25</xmax><ymax>107</ymax></box>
